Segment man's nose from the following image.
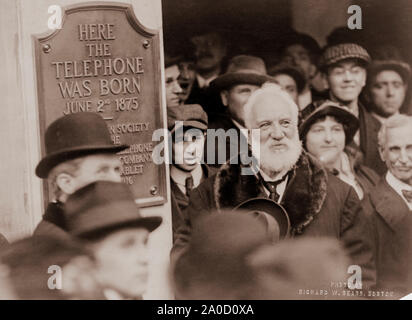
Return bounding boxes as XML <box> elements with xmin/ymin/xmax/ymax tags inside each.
<box><xmin>386</xmin><ymin>84</ymin><xmax>395</xmax><ymax>97</ymax></box>
<box><xmin>173</xmin><ymin>80</ymin><xmax>183</xmax><ymax>93</ymax></box>
<box><xmin>343</xmin><ymin>70</ymin><xmax>354</xmax><ymax>81</ymax></box>
<box><xmin>107</xmin><ymin>169</ymin><xmax>122</xmax><ymax>183</ymax></box>
<box><xmin>399</xmin><ymin>148</ymin><xmax>409</xmax><ymax>163</ymax></box>
<box><xmin>270</xmin><ymin>124</ymin><xmax>285</xmax><ymax>140</ymax></box>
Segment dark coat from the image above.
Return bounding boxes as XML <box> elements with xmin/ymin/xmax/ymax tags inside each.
<box><xmin>358</xmin><ymin>103</ymin><xmax>386</xmax><ymax>176</ymax></box>
<box><xmin>362</xmin><ymin>178</ymin><xmax>412</xmax><ymax>296</ymax></box>
<box><xmin>345</xmin><ymin>146</ymin><xmax>380</xmax><ymax>197</ymax></box>
<box><xmin>173</xmin><ymin>152</ymin><xmax>376</xmax><ymax>289</ymax></box>
<box><xmin>185</xmin><ymin>79</ymin><xmax>224</xmax><ymax>119</ymax></box>
<box><xmin>171</xmin><ymin>164</ymin><xmax>216</xmax><ymax>243</ymax></box>
<box><xmin>204</xmin><ymin>114</ymin><xmax>249</xmax><ymax>169</ymax></box>
<box><xmin>33</xmin><ymin>202</ymin><xmax>72</xmax><ymax>241</ymax></box>
<box><xmin>0</xmin><ymin>233</ymin><xmax>9</xmax><ymax>251</ymax></box>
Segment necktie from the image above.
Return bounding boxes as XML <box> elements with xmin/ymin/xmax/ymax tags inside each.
<box><xmin>261</xmin><ymin>172</ymin><xmax>289</xmax><ymax>202</ymax></box>
<box><xmin>185</xmin><ymin>175</ymin><xmax>194</xmax><ymax>196</ymax></box>
<box><xmin>402</xmin><ymin>189</ymin><xmax>412</xmax><ymax>203</ymax></box>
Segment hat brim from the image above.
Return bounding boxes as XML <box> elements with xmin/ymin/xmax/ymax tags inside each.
<box><xmin>211</xmin><ymin>73</ymin><xmax>275</xmax><ymax>90</ymax></box>
<box><xmin>299</xmin><ymin>106</ymin><xmax>359</xmax><ymax>145</ymax></box>
<box><xmin>77</xmin><ymin>216</ymin><xmax>163</xmax><ymax>239</ymax></box>
<box><xmin>35</xmin><ymin>144</ymin><xmax>129</xmax><ymax>179</ymax></box>
<box><xmin>270</xmin><ymin>67</ymin><xmax>306</xmax><ymax>94</ymax></box>
<box><xmin>169</xmin><ymin>120</ymin><xmax>208</xmax><ymax>134</ymax></box>
<box><xmin>234</xmin><ymin>197</ymin><xmax>290</xmax><ymax>239</ymax></box>
<box><xmin>368</xmin><ymin>61</ymin><xmax>410</xmax><ymax>84</ymax></box>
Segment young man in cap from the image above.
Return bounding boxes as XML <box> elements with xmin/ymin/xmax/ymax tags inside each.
<box><xmin>34</xmin><ymin>112</ymin><xmax>128</xmax><ymax>239</ymax></box>
<box><xmin>206</xmin><ymin>55</ymin><xmax>274</xmax><ymax>167</ymax></box>
<box><xmin>167</xmin><ymin>104</ymin><xmax>214</xmax><ymax>241</ymax></box>
<box><xmin>280</xmin><ymin>32</ymin><xmax>327</xmax><ymax>109</ymax></box>
<box><xmin>362</xmin><ymin>114</ymin><xmax>412</xmax><ymax>297</ymax></box>
<box><xmin>320</xmin><ymin>43</ymin><xmax>383</xmax><ymax>175</ymax></box>
<box><xmin>64</xmin><ymin>181</ymin><xmax>162</xmax><ymax>300</ymax></box>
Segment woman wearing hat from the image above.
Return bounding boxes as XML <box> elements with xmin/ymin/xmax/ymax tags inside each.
<box><xmin>299</xmin><ymin>100</ymin><xmax>379</xmax><ymax>200</ymax></box>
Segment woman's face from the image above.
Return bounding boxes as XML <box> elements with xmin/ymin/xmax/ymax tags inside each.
<box><xmin>305</xmin><ymin>116</ymin><xmax>345</xmax><ymax>165</ymax></box>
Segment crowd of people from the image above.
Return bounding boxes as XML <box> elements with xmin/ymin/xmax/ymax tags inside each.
<box><xmin>0</xmin><ymin>26</ymin><xmax>412</xmax><ymax>300</ymax></box>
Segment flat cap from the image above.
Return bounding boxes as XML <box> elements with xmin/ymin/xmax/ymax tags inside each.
<box><xmin>167</xmin><ymin>104</ymin><xmax>208</xmax><ymax>132</ymax></box>
<box><xmin>320</xmin><ymin>43</ymin><xmax>371</xmax><ymax>71</ymax></box>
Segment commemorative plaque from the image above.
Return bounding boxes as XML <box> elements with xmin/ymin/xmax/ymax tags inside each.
<box><xmin>34</xmin><ymin>2</ymin><xmax>166</xmax><ymax>207</ymax></box>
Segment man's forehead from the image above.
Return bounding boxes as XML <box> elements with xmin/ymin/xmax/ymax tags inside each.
<box><xmin>386</xmin><ymin>125</ymin><xmax>412</xmax><ymax>143</ymax></box>
<box><xmin>252</xmin><ymin>94</ymin><xmax>293</xmax><ymax>117</ymax></box>
<box><xmin>165</xmin><ymin>65</ymin><xmax>180</xmax><ymax>76</ymax></box>
<box><xmin>375</xmin><ymin>70</ymin><xmax>404</xmax><ymax>82</ymax></box>
<box><xmin>191</xmin><ymin>32</ymin><xmax>222</xmax><ymax>43</ymax></box>
<box><xmin>331</xmin><ymin>59</ymin><xmax>365</xmax><ymax>69</ymax></box>
<box><xmin>285</xmin><ymin>44</ymin><xmax>309</xmax><ymax>55</ymax></box>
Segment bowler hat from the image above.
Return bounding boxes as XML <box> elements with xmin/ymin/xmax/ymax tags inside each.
<box><xmin>211</xmin><ymin>55</ymin><xmax>275</xmax><ymax>90</ymax></box>
<box><xmin>268</xmin><ymin>63</ymin><xmax>306</xmax><ymax>94</ymax></box>
<box><xmin>299</xmin><ymin>100</ymin><xmax>359</xmax><ymax>145</ymax></box>
<box><xmin>64</xmin><ymin>181</ymin><xmax>162</xmax><ymax>238</ymax></box>
<box><xmin>35</xmin><ymin>113</ymin><xmax>128</xmax><ymax>178</ymax></box>
<box><xmin>368</xmin><ymin>60</ymin><xmax>411</xmax><ymax>85</ymax></box>
<box><xmin>320</xmin><ymin>43</ymin><xmax>371</xmax><ymax>71</ymax></box>
<box><xmin>167</xmin><ymin>104</ymin><xmax>208</xmax><ymax>132</ymax></box>
<box><xmin>234</xmin><ymin>197</ymin><xmax>290</xmax><ymax>240</ymax></box>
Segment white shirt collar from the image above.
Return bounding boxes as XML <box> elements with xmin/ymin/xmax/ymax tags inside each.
<box><xmin>196</xmin><ymin>73</ymin><xmax>218</xmax><ymax>88</ymax></box>
<box><xmin>259</xmin><ymin>170</ymin><xmax>289</xmax><ymax>203</ymax></box>
<box><xmin>171</xmin><ymin>164</ymin><xmax>203</xmax><ymax>194</ymax></box>
<box><xmin>371</xmin><ymin>111</ymin><xmax>400</xmax><ymax>124</ymax></box>
<box><xmin>386</xmin><ymin>171</ymin><xmax>412</xmax><ymax>210</ymax></box>
<box><xmin>103</xmin><ymin>288</ymin><xmax>125</xmax><ymax>300</ymax></box>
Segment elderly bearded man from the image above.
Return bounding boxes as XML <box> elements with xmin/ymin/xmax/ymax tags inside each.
<box><xmin>173</xmin><ymin>83</ymin><xmax>376</xmax><ymax>291</ymax></box>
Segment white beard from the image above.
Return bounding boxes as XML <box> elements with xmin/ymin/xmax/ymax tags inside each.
<box><xmin>252</xmin><ymin>135</ymin><xmax>302</xmax><ymax>179</ymax></box>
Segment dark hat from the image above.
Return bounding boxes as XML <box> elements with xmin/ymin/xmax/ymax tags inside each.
<box><xmin>173</xmin><ymin>210</ymin><xmax>272</xmax><ymax>299</ymax></box>
<box><xmin>164</xmin><ymin>53</ymin><xmax>183</xmax><ymax>69</ymax></box>
<box><xmin>211</xmin><ymin>55</ymin><xmax>274</xmax><ymax>90</ymax></box>
<box><xmin>268</xmin><ymin>63</ymin><xmax>306</xmax><ymax>94</ymax></box>
<box><xmin>299</xmin><ymin>100</ymin><xmax>359</xmax><ymax>145</ymax></box>
<box><xmin>167</xmin><ymin>104</ymin><xmax>208</xmax><ymax>132</ymax></box>
<box><xmin>64</xmin><ymin>181</ymin><xmax>162</xmax><ymax>238</ymax></box>
<box><xmin>280</xmin><ymin>32</ymin><xmax>321</xmax><ymax>58</ymax></box>
<box><xmin>368</xmin><ymin>60</ymin><xmax>411</xmax><ymax>85</ymax></box>
<box><xmin>320</xmin><ymin>43</ymin><xmax>371</xmax><ymax>71</ymax></box>
<box><xmin>234</xmin><ymin>197</ymin><xmax>290</xmax><ymax>241</ymax></box>
<box><xmin>36</xmin><ymin>113</ymin><xmax>128</xmax><ymax>179</ymax></box>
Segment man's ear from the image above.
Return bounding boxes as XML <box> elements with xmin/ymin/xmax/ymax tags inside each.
<box><xmin>308</xmin><ymin>64</ymin><xmax>317</xmax><ymax>80</ymax></box>
<box><xmin>378</xmin><ymin>146</ymin><xmax>386</xmax><ymax>163</ymax></box>
<box><xmin>220</xmin><ymin>90</ymin><xmax>229</xmax><ymax>106</ymax></box>
<box><xmin>55</xmin><ymin>172</ymin><xmax>76</xmax><ymax>195</ymax></box>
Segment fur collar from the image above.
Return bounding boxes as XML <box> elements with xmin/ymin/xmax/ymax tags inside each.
<box><xmin>214</xmin><ymin>151</ymin><xmax>328</xmax><ymax>235</ymax></box>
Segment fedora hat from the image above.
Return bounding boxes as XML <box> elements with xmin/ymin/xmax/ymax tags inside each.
<box><xmin>64</xmin><ymin>181</ymin><xmax>162</xmax><ymax>238</ymax></box>
<box><xmin>299</xmin><ymin>100</ymin><xmax>359</xmax><ymax>146</ymax></box>
<box><xmin>35</xmin><ymin>113</ymin><xmax>128</xmax><ymax>178</ymax></box>
<box><xmin>211</xmin><ymin>55</ymin><xmax>275</xmax><ymax>90</ymax></box>
<box><xmin>234</xmin><ymin>197</ymin><xmax>290</xmax><ymax>241</ymax></box>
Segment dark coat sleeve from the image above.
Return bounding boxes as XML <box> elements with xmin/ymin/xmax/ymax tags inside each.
<box><xmin>170</xmin><ymin>178</ymin><xmax>216</xmax><ymax>267</ymax></box>
<box><xmin>0</xmin><ymin>233</ymin><xmax>9</xmax><ymax>251</ymax></box>
<box><xmin>340</xmin><ymin>186</ymin><xmax>377</xmax><ymax>290</ymax></box>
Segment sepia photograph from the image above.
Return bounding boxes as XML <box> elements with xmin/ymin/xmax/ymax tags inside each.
<box><xmin>1</xmin><ymin>0</ymin><xmax>412</xmax><ymax>308</ymax></box>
